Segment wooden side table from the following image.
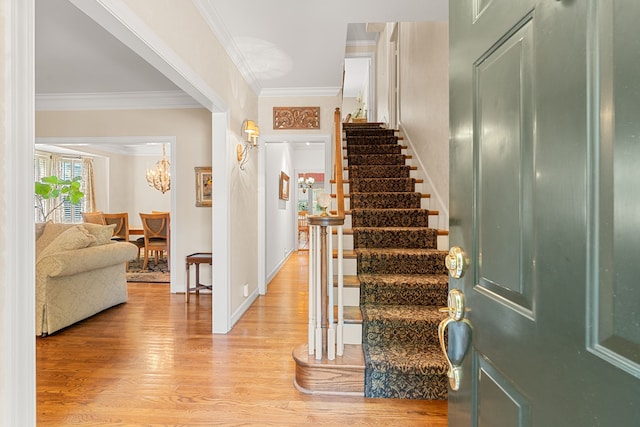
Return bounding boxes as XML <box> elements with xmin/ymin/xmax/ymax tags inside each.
<box><xmin>185</xmin><ymin>252</ymin><xmax>212</xmax><ymax>303</ymax></box>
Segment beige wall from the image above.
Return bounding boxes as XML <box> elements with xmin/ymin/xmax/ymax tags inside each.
<box><xmin>120</xmin><ymin>0</ymin><xmax>260</xmax><ymax>318</ymax></box>
<box><xmin>36</xmin><ymin>108</ymin><xmax>213</xmax><ymax>287</ymax></box>
<box><xmin>397</xmin><ymin>21</ymin><xmax>449</xmax><ymax>227</ymax></box>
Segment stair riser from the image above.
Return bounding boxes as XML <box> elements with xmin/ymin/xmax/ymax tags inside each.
<box><xmin>360</xmin><ymin>286</ymin><xmax>448</xmax><ymax>307</ymax></box>
<box><xmin>363</xmin><ymin>319</ymin><xmax>442</xmax><ymax>346</ymax></box>
<box><xmin>357</xmin><ymin>253</ymin><xmax>448</xmax><ymax>275</ymax></box>
<box><xmin>342</xmin><ymin>323</ymin><xmax>362</xmax><ymax>345</ymax></box>
<box><xmin>350</xmin><ymin>193</ymin><xmax>422</xmax><ymax>209</ymax></box>
<box><xmin>334</xmin><ymin>286</ymin><xmax>360</xmax><ymax>307</ymax></box>
<box><xmin>334</xmin><ymin>258</ymin><xmax>358</xmax><ymax>276</ymax></box>
<box><xmin>346</xmin><ymin>145</ymin><xmax>401</xmax><ymax>155</ymax></box>
<box><xmin>350</xmin><ymin>178</ymin><xmax>415</xmax><ymax>193</ymax></box>
<box><xmin>351</xmin><ymin>210</ymin><xmax>430</xmax><ymax>228</ymax></box>
<box><xmin>348</xmin><ymin>154</ymin><xmax>406</xmax><ymax>166</ymax></box>
<box><xmin>348</xmin><ymin>165</ymin><xmax>411</xmax><ymax>179</ymax></box>
<box><xmin>364</xmin><ymin>369</ymin><xmax>448</xmax><ymax>400</ymax></box>
<box><xmin>345</xmin><ymin>130</ymin><xmax>396</xmax><ymax>138</ymax></box>
<box><xmin>353</xmin><ymin>229</ymin><xmax>438</xmax><ymax>250</ymax></box>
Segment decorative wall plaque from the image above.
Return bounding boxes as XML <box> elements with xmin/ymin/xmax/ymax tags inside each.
<box><xmin>273</xmin><ymin>107</ymin><xmax>320</xmax><ymax>129</ymax></box>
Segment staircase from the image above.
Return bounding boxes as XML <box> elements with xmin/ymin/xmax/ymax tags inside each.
<box><xmin>293</xmin><ymin>120</ymin><xmax>449</xmax><ymax>400</ymax></box>
<box><xmin>345</xmin><ymin>123</ymin><xmax>449</xmax><ymax>399</ymax></box>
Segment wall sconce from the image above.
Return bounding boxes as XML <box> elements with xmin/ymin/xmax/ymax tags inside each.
<box><xmin>237</xmin><ymin>119</ymin><xmax>260</xmax><ymax>170</ymax></box>
<box><xmin>298</xmin><ymin>175</ymin><xmax>314</xmax><ymax>193</ymax></box>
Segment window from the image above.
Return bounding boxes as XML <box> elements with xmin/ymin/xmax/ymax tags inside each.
<box><xmin>34</xmin><ymin>152</ymin><xmax>87</xmax><ymax>223</ymax></box>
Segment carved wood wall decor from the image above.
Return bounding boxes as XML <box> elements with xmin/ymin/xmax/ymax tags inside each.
<box><xmin>273</xmin><ymin>107</ymin><xmax>320</xmax><ymax>129</ymax></box>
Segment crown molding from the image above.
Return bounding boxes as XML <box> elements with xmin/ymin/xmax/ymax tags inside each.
<box><xmin>193</xmin><ymin>0</ymin><xmax>263</xmax><ymax>96</ymax></box>
<box><xmin>35</xmin><ymin>90</ymin><xmax>202</xmax><ymax>111</ymax></box>
<box><xmin>259</xmin><ymin>87</ymin><xmax>341</xmax><ymax>98</ymax></box>
<box><xmin>68</xmin><ymin>0</ymin><xmax>226</xmax><ymax>113</ymax></box>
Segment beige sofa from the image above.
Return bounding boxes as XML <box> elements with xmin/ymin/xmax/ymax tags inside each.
<box><xmin>35</xmin><ymin>221</ymin><xmax>138</xmax><ymax>336</ymax></box>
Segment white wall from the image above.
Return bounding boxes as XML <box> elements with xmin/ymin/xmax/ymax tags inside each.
<box><xmin>264</xmin><ymin>142</ymin><xmax>295</xmax><ymax>280</ymax></box>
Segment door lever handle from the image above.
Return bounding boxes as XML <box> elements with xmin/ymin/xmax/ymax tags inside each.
<box><xmin>438</xmin><ymin>289</ymin><xmax>471</xmax><ymax>391</ymax></box>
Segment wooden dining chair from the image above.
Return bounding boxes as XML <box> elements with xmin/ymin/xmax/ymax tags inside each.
<box><xmin>82</xmin><ymin>211</ymin><xmax>105</xmax><ymax>225</ymax></box>
<box><xmin>138</xmin><ymin>212</ymin><xmax>170</xmax><ymax>271</ymax></box>
<box><xmin>298</xmin><ymin>211</ymin><xmax>309</xmax><ymax>241</ymax></box>
<box><xmin>103</xmin><ymin>212</ymin><xmax>144</xmax><ymax>262</ymax></box>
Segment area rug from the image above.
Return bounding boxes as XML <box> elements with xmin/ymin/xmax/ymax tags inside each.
<box><xmin>126</xmin><ymin>259</ymin><xmax>170</xmax><ymax>283</ymax></box>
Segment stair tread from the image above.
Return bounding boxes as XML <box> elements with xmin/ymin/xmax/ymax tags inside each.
<box><xmin>334</xmin><ymin>275</ymin><xmax>360</xmax><ymax>287</ymax></box>
<box><xmin>362</xmin><ymin>302</ymin><xmax>444</xmax><ymax>316</ymax></box>
<box><xmin>331</xmin><ymin>228</ymin><xmax>353</xmax><ymax>235</ymax></box>
<box><xmin>333</xmin><ymin>249</ymin><xmax>357</xmax><ymax>259</ymax></box>
<box><xmin>363</xmin><ymin>342</ymin><xmax>448</xmax><ymax>371</ymax></box>
<box><xmin>356</xmin><ymin>247</ymin><xmax>447</xmax><ymax>256</ymax></box>
<box><xmin>334</xmin><ymin>305</ymin><xmax>362</xmax><ymax>324</ymax></box>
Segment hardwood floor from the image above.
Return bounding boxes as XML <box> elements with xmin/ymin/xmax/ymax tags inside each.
<box><xmin>37</xmin><ymin>252</ymin><xmax>447</xmax><ymax>426</ymax></box>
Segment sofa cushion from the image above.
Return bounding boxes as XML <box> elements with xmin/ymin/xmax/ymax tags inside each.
<box><xmin>82</xmin><ymin>223</ymin><xmax>117</xmax><ymax>246</ymax></box>
<box><xmin>37</xmin><ymin>225</ymin><xmax>96</xmax><ymax>261</ymax></box>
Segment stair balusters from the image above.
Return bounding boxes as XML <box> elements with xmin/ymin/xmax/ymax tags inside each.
<box><xmin>308</xmin><ymin>215</ymin><xmax>344</xmax><ymax>360</ymax></box>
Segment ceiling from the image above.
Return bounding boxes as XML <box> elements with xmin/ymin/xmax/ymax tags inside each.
<box><xmin>35</xmin><ymin>0</ymin><xmax>447</xmax><ymax>99</ymax></box>
<box><xmin>34</xmin><ymin>0</ymin><xmax>447</xmax><ymax>155</ymax></box>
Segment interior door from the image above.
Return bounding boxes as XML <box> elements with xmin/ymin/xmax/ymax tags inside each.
<box><xmin>448</xmin><ymin>1</ymin><xmax>640</xmax><ymax>425</ymax></box>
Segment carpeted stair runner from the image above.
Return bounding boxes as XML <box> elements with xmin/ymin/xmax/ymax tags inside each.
<box><xmin>344</xmin><ymin>123</ymin><xmax>449</xmax><ymax>400</ymax></box>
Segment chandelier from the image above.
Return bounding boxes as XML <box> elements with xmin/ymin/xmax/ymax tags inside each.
<box><xmin>298</xmin><ymin>175</ymin><xmax>314</xmax><ymax>193</ymax></box>
<box><xmin>146</xmin><ymin>144</ymin><xmax>171</xmax><ymax>194</ymax></box>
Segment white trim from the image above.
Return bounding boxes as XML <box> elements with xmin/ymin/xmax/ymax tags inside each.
<box><xmin>192</xmin><ymin>0</ymin><xmax>262</xmax><ymax>96</ymax></box>
<box><xmin>260</xmin><ymin>87</ymin><xmax>342</xmax><ymax>98</ymax></box>
<box><xmin>36</xmin><ymin>90</ymin><xmax>202</xmax><ymax>111</ymax></box>
<box><xmin>258</xmin><ymin>133</ymin><xmax>331</xmax><ymax>297</ymax></box>
<box><xmin>35</xmin><ymin>136</ymin><xmax>175</xmax><ymax>156</ymax></box>
<box><xmin>258</xmin><ymin>135</ymin><xmax>266</xmax><ymax>295</ymax></box>
<box><xmin>231</xmin><ymin>288</ymin><xmax>260</xmax><ymax>326</ymax></box>
<box><xmin>212</xmin><ymin>112</ymin><xmax>232</xmax><ymax>333</ymax></box>
<box><xmin>398</xmin><ymin>122</ymin><xmax>449</xmax><ymax>230</ymax></box>
<box><xmin>67</xmin><ymin>0</ymin><xmax>226</xmax><ymax>113</ymax></box>
<box><xmin>4</xmin><ymin>0</ymin><xmax>36</xmax><ymax>425</ymax></box>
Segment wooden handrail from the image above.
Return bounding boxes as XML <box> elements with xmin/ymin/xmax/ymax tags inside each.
<box><xmin>333</xmin><ymin>108</ymin><xmax>345</xmax><ymax>217</ymax></box>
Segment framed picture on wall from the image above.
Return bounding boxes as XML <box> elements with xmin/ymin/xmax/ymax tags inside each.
<box><xmin>279</xmin><ymin>171</ymin><xmax>290</xmax><ymax>201</ymax></box>
<box><xmin>195</xmin><ymin>166</ymin><xmax>212</xmax><ymax>207</ymax></box>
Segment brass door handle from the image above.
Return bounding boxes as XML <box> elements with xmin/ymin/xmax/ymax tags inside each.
<box><xmin>438</xmin><ymin>289</ymin><xmax>470</xmax><ymax>391</ymax></box>
<box><xmin>445</xmin><ymin>246</ymin><xmax>468</xmax><ymax>279</ymax></box>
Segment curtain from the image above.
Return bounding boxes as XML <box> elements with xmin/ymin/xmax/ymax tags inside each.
<box><xmin>50</xmin><ymin>154</ymin><xmax>64</xmax><ymax>223</ymax></box>
<box><xmin>82</xmin><ymin>157</ymin><xmax>96</xmax><ymax>213</ymax></box>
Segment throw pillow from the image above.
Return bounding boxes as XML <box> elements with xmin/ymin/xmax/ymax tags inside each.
<box><xmin>82</xmin><ymin>223</ymin><xmax>117</xmax><ymax>246</ymax></box>
<box><xmin>37</xmin><ymin>225</ymin><xmax>97</xmax><ymax>260</ymax></box>
<box><xmin>36</xmin><ymin>222</ymin><xmax>77</xmax><ymax>256</ymax></box>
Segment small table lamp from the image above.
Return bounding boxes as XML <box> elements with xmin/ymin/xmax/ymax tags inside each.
<box><xmin>317</xmin><ymin>192</ymin><xmax>331</xmax><ymax>216</ymax></box>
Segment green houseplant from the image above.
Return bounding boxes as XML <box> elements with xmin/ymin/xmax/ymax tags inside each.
<box><xmin>35</xmin><ymin>175</ymin><xmax>84</xmax><ymax>222</ymax></box>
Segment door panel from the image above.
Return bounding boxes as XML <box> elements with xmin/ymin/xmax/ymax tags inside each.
<box><xmin>590</xmin><ymin>0</ymin><xmax>640</xmax><ymax>377</ymax></box>
<box><xmin>449</xmin><ymin>0</ymin><xmax>640</xmax><ymax>425</ymax></box>
<box><xmin>476</xmin><ymin>17</ymin><xmax>534</xmax><ymax>312</ymax></box>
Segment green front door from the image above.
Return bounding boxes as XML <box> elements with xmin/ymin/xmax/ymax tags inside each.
<box><xmin>448</xmin><ymin>1</ymin><xmax>640</xmax><ymax>425</ymax></box>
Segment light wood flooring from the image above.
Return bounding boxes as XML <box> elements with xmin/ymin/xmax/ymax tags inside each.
<box><xmin>36</xmin><ymin>252</ymin><xmax>447</xmax><ymax>426</ymax></box>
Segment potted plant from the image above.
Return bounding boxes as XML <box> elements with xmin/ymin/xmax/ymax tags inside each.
<box><xmin>35</xmin><ymin>175</ymin><xmax>84</xmax><ymax>222</ymax></box>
